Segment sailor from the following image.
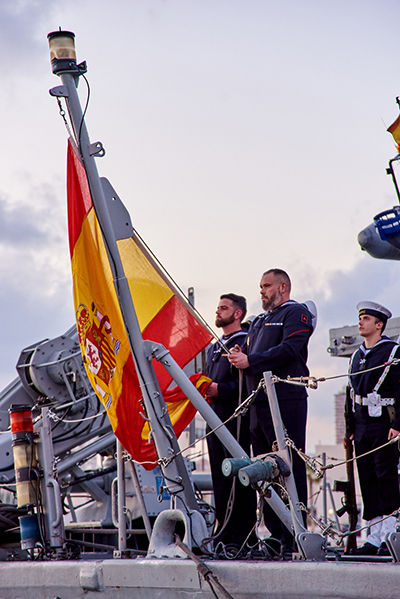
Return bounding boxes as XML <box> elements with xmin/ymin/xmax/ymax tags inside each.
<box><xmin>205</xmin><ymin>293</ymin><xmax>256</xmax><ymax>550</ymax></box>
<box><xmin>345</xmin><ymin>301</ymin><xmax>400</xmax><ymax>556</ymax></box>
<box><xmin>228</xmin><ymin>269</ymin><xmax>313</xmax><ymax>555</ymax></box>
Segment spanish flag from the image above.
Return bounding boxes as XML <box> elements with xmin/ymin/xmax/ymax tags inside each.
<box><xmin>67</xmin><ymin>140</ymin><xmax>212</xmax><ymax>466</ymax></box>
<box><xmin>387</xmin><ymin>113</ymin><xmax>400</xmax><ymax>146</ymax></box>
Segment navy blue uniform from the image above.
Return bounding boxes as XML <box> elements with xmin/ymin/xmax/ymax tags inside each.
<box><xmin>205</xmin><ymin>329</ymin><xmax>256</xmax><ymax>547</ymax></box>
<box><xmin>244</xmin><ymin>300</ymin><xmax>313</xmax><ymax>543</ymax></box>
<box><xmin>348</xmin><ymin>337</ymin><xmax>400</xmax><ymax>521</ymax></box>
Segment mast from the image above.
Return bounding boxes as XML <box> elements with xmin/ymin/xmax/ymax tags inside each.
<box><xmin>47</xmin><ymin>30</ymin><xmax>198</xmax><ymax>510</ymax></box>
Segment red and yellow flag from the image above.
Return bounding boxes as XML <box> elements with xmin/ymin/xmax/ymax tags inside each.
<box><xmin>67</xmin><ymin>140</ymin><xmax>212</xmax><ymax>466</ymax></box>
<box><xmin>387</xmin><ymin>114</ymin><xmax>400</xmax><ymax>146</ymax></box>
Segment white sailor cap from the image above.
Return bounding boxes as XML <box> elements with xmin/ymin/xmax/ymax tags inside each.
<box><xmin>356</xmin><ymin>301</ymin><xmax>392</xmax><ymax>322</ymax></box>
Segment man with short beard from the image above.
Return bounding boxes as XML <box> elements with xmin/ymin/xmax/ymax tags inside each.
<box><xmin>228</xmin><ymin>269</ymin><xmax>314</xmax><ymax>557</ymax></box>
<box><xmin>205</xmin><ymin>293</ymin><xmax>256</xmax><ymax>551</ymax></box>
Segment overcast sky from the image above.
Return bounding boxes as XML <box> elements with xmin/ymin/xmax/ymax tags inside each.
<box><xmin>1</xmin><ymin>0</ymin><xmax>400</xmax><ymax>451</ymax></box>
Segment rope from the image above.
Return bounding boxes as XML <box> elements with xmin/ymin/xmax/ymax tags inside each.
<box><xmin>285</xmin><ymin>432</ymin><xmax>400</xmax><ymax>475</ymax></box>
<box><xmin>157</xmin><ymin>380</ymin><xmax>264</xmax><ymax>468</ymax></box>
<box><xmin>132</xmin><ymin>229</ymin><xmax>228</xmax><ymax>351</ymax></box>
<box><xmin>48</xmin><ymin>409</ymin><xmax>107</xmax><ymax>424</ymax></box>
<box><xmin>121</xmin><ymin>450</ymin><xmax>158</xmax><ymax>469</ymax></box>
<box><xmin>341</xmin><ymin>508</ymin><xmax>400</xmax><ymax>540</ymax></box>
<box><xmin>304</xmin><ymin>502</ymin><xmax>400</xmax><ymax>545</ymax></box>
<box><xmin>274</xmin><ymin>357</ymin><xmax>400</xmax><ymax>390</ymax></box>
<box><xmin>174</xmin><ymin>534</ymin><xmax>234</xmax><ymax>599</ymax></box>
<box><xmin>153</xmin><ymin>367</ymin><xmax>397</xmax><ymax>474</ymax></box>
<box><xmin>321</xmin><ymin>434</ymin><xmax>400</xmax><ymax>472</ymax></box>
<box><xmin>56</xmin><ymin>97</ymin><xmax>75</xmax><ymax>142</ymax></box>
<box><xmin>298</xmin><ymin>502</ymin><xmax>342</xmax><ymax>544</ymax></box>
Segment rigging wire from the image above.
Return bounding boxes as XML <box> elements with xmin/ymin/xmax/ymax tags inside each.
<box><xmin>276</xmin><ymin>357</ymin><xmax>400</xmax><ymax>389</ymax></box>
<box><xmin>133</xmin><ymin>229</ymin><xmax>226</xmax><ymax>349</ymax></box>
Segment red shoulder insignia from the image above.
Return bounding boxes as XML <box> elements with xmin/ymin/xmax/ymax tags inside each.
<box><xmin>301</xmin><ymin>313</ymin><xmax>309</xmax><ymax>324</ymax></box>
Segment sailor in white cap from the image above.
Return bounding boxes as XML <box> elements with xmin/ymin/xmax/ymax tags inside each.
<box><xmin>345</xmin><ymin>301</ymin><xmax>400</xmax><ymax>556</ymax></box>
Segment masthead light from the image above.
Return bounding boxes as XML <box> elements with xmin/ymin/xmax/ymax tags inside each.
<box><xmin>47</xmin><ymin>30</ymin><xmax>76</xmax><ymax>75</ymax></box>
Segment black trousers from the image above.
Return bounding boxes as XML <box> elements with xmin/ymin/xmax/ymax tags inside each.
<box><xmin>354</xmin><ymin>407</ymin><xmax>400</xmax><ymax>521</ymax></box>
<box><xmin>250</xmin><ymin>398</ymin><xmax>308</xmax><ymax>544</ymax></box>
<box><xmin>206</xmin><ymin>406</ymin><xmax>257</xmax><ymax>547</ymax></box>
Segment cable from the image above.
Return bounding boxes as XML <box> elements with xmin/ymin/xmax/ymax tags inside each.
<box><xmin>174</xmin><ymin>534</ymin><xmax>234</xmax><ymax>599</ymax></box>
<box><xmin>49</xmin><ymin>409</ymin><xmax>107</xmax><ymax>425</ymax></box>
<box><xmin>159</xmin><ymin>381</ymin><xmax>264</xmax><ymax>468</ymax></box>
<box><xmin>132</xmin><ymin>230</ymin><xmax>223</xmax><ymax>348</ymax></box>
<box><xmin>77</xmin><ymin>71</ymin><xmax>91</xmax><ymax>149</ymax></box>
<box><xmin>320</xmin><ymin>433</ymin><xmax>400</xmax><ymax>472</ymax></box>
<box><xmin>275</xmin><ymin>357</ymin><xmax>400</xmax><ymax>389</ymax></box>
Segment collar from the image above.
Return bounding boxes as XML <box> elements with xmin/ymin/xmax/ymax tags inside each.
<box><xmin>268</xmin><ymin>299</ymin><xmax>297</xmax><ymax>313</ymax></box>
<box><xmin>263</xmin><ymin>299</ymin><xmax>298</xmax><ymax>317</ymax></box>
<box><xmin>220</xmin><ymin>329</ymin><xmax>246</xmax><ymax>343</ymax></box>
<box><xmin>359</xmin><ymin>336</ymin><xmax>393</xmax><ymax>355</ymax></box>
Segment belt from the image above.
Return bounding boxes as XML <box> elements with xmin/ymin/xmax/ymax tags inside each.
<box><xmin>354</xmin><ymin>395</ymin><xmax>395</xmax><ymax>407</ymax></box>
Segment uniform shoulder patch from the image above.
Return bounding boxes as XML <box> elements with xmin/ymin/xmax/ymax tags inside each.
<box><xmin>301</xmin><ymin>313</ymin><xmax>309</xmax><ymax>325</ymax></box>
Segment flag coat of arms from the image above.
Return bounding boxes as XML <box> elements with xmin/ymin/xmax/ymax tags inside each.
<box><xmin>67</xmin><ymin>140</ymin><xmax>212</xmax><ymax>466</ymax></box>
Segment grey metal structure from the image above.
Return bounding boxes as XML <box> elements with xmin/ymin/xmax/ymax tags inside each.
<box><xmin>146</xmin><ymin>341</ymin><xmax>298</xmax><ymax>536</ymax></box>
<box><xmin>35</xmin><ymin>408</ymin><xmax>65</xmax><ymax>554</ymax></box>
<box><xmin>328</xmin><ymin>317</ymin><xmax>400</xmax><ymax>357</ymax></box>
<box><xmin>358</xmin><ymin>222</ymin><xmax>400</xmax><ymax>260</ymax></box>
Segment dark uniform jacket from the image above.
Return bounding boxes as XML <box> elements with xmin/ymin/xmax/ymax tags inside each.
<box><xmin>347</xmin><ymin>336</ymin><xmax>400</xmax><ymax>434</ymax></box>
<box><xmin>204</xmin><ymin>327</ymin><xmax>256</xmax><ymax>546</ymax></box>
<box><xmin>244</xmin><ymin>300</ymin><xmax>313</xmax><ymax>402</ymax></box>
<box><xmin>205</xmin><ymin>328</ymin><xmax>247</xmax><ymax>411</ymax></box>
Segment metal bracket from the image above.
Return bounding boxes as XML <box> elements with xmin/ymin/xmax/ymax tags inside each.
<box><xmin>49</xmin><ymin>85</ymin><xmax>69</xmax><ymax>98</ymax></box>
<box><xmin>295</xmin><ymin>532</ymin><xmax>326</xmax><ymax>561</ymax></box>
<box><xmin>100</xmin><ymin>178</ymin><xmax>134</xmax><ymax>240</ymax></box>
<box><xmin>113</xmin><ymin>549</ymin><xmax>133</xmax><ymax>559</ymax></box>
<box><xmin>386</xmin><ymin>532</ymin><xmax>400</xmax><ymax>561</ymax></box>
<box><xmin>143</xmin><ymin>340</ymin><xmax>169</xmax><ymax>362</ymax></box>
<box><xmin>89</xmin><ymin>141</ymin><xmax>106</xmax><ymax>157</ymax></box>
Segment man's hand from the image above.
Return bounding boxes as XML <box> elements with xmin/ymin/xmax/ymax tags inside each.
<box><xmin>388</xmin><ymin>428</ymin><xmax>400</xmax><ymax>441</ymax></box>
<box><xmin>205</xmin><ymin>382</ymin><xmax>218</xmax><ymax>398</ymax></box>
<box><xmin>343</xmin><ymin>434</ymin><xmax>354</xmax><ymax>450</ymax></box>
<box><xmin>227</xmin><ymin>344</ymin><xmax>249</xmax><ymax>369</ymax></box>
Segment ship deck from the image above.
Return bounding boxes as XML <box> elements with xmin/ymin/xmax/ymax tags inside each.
<box><xmin>0</xmin><ymin>556</ymin><xmax>399</xmax><ymax>599</ymax></box>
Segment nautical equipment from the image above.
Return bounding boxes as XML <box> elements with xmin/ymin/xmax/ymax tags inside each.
<box><xmin>9</xmin><ymin>405</ymin><xmax>37</xmax><ymax>507</ymax></box>
<box><xmin>16</xmin><ymin>332</ymin><xmax>90</xmax><ymax>408</ymax></box>
<box><xmin>357</xmin><ymin>147</ymin><xmax>400</xmax><ymax>260</ymax></box>
<box><xmin>19</xmin><ymin>514</ymin><xmax>40</xmax><ymax>551</ymax></box>
<box><xmin>147</xmin><ymin>509</ymin><xmax>209</xmax><ymax>558</ymax></box>
<box><xmin>47</xmin><ymin>30</ymin><xmax>77</xmax><ymax>75</ymax></box>
<box><xmin>358</xmin><ymin>223</ymin><xmax>400</xmax><ymax>260</ymax></box>
<box><xmin>223</xmin><ymin>456</ymin><xmax>287</xmax><ymax>487</ymax></box>
<box><xmin>374</xmin><ymin>206</ymin><xmax>400</xmax><ymax>249</ymax></box>
<box><xmin>238</xmin><ymin>458</ymin><xmax>277</xmax><ymax>487</ymax></box>
<box><xmin>221</xmin><ymin>457</ymin><xmax>251</xmax><ymax>477</ymax></box>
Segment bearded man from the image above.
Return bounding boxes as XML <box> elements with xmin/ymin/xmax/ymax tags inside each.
<box><xmin>228</xmin><ymin>269</ymin><xmax>314</xmax><ymax>556</ymax></box>
<box><xmin>205</xmin><ymin>293</ymin><xmax>256</xmax><ymax>550</ymax></box>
